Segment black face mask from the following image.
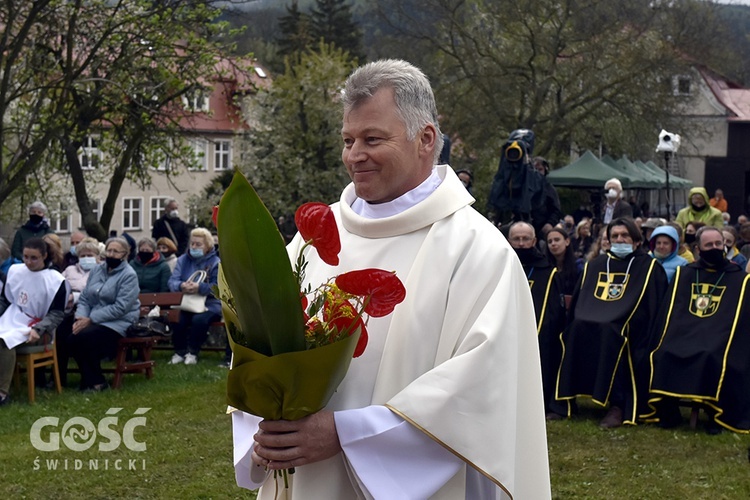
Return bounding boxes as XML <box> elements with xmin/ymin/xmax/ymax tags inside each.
<box><xmin>685</xmin><ymin>233</ymin><xmax>696</xmax><ymax>245</ymax></box>
<box><xmin>691</xmin><ymin>202</ymin><xmax>708</xmax><ymax>212</ymax></box>
<box><xmin>162</xmin><ymin>251</ymin><xmax>174</xmax><ymax>258</ymax></box>
<box><xmin>106</xmin><ymin>256</ymin><xmax>123</xmax><ymax>269</ymax></box>
<box><xmin>138</xmin><ymin>251</ymin><xmax>154</xmax><ymax>262</ymax></box>
<box><xmin>29</xmin><ymin>214</ymin><xmax>43</xmax><ymax>225</ymax></box>
<box><xmin>513</xmin><ymin>247</ymin><xmax>536</xmax><ymax>263</ymax></box>
<box><xmin>700</xmin><ymin>248</ymin><xmax>726</xmax><ymax>268</ymax></box>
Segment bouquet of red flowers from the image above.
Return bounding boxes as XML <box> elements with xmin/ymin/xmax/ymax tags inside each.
<box><xmin>216</xmin><ymin>171</ymin><xmax>406</xmax><ymax>422</ymax></box>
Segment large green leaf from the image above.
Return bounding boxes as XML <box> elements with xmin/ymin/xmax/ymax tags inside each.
<box><xmin>217</xmin><ymin>170</ymin><xmax>306</xmax><ymax>356</ymax></box>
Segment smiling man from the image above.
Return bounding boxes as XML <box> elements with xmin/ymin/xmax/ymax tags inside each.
<box><xmin>232</xmin><ymin>59</ymin><xmax>550</xmax><ymax>499</ymax></box>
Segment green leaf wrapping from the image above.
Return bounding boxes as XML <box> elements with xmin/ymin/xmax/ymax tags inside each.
<box><xmin>226</xmin><ymin>329</ymin><xmax>361</xmax><ymax>420</ymax></box>
<box><xmin>217</xmin><ymin>170</ymin><xmax>306</xmax><ymax>356</ymax></box>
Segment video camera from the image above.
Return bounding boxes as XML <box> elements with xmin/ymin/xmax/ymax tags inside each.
<box><xmin>656</xmin><ymin>129</ymin><xmax>681</xmax><ymax>153</ymax></box>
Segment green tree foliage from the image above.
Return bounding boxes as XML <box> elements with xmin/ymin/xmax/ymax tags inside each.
<box><xmin>0</xmin><ymin>0</ymin><xmax>250</xmax><ymax>240</ymax></box>
<box><xmin>310</xmin><ymin>0</ymin><xmax>363</xmax><ymax>62</ymax></box>
<box><xmin>370</xmin><ymin>0</ymin><xmax>736</xmax><ymax>212</ymax></box>
<box><xmin>240</xmin><ymin>43</ymin><xmax>357</xmax><ymax>218</ymax></box>
<box><xmin>277</xmin><ymin>1</ymin><xmax>314</xmax><ymax>58</ymax></box>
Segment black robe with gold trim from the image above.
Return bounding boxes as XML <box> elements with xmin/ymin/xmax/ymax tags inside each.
<box><xmin>521</xmin><ymin>250</ymin><xmax>566</xmax><ymax>414</ymax></box>
<box><xmin>556</xmin><ymin>249</ymin><xmax>668</xmax><ymax>423</ymax></box>
<box><xmin>647</xmin><ymin>262</ymin><xmax>750</xmax><ymax>432</ymax></box>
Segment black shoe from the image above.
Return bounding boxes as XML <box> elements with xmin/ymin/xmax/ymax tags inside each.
<box><xmin>0</xmin><ymin>393</ymin><xmax>9</xmax><ymax>406</ymax></box>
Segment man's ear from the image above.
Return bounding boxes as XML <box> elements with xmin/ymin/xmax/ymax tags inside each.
<box><xmin>418</xmin><ymin>123</ymin><xmax>437</xmax><ymax>157</ymax></box>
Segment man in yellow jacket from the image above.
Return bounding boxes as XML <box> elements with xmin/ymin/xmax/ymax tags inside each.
<box><xmin>675</xmin><ymin>187</ymin><xmax>724</xmax><ymax>229</ymax></box>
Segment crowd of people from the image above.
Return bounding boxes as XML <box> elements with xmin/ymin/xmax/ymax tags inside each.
<box><xmin>0</xmin><ymin>198</ymin><xmax>226</xmax><ymax>405</ymax></box>
<box><xmin>506</xmin><ymin>177</ymin><xmax>750</xmax><ymax>434</ymax></box>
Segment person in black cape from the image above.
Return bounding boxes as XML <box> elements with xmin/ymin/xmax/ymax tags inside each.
<box><xmin>508</xmin><ymin>222</ymin><xmax>567</xmax><ymax>419</ymax></box>
<box><xmin>556</xmin><ymin>217</ymin><xmax>668</xmax><ymax>428</ymax></box>
<box><xmin>646</xmin><ymin>226</ymin><xmax>750</xmax><ymax>434</ymax></box>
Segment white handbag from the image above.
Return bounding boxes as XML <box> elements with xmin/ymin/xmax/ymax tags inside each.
<box><xmin>177</xmin><ymin>270</ymin><xmax>208</xmax><ymax>313</ymax></box>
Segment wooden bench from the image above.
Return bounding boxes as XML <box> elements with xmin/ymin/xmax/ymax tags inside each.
<box><xmin>138</xmin><ymin>292</ymin><xmax>226</xmax><ymax>352</ymax></box>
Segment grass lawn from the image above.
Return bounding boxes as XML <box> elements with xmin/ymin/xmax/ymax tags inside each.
<box><xmin>1</xmin><ymin>350</ymin><xmax>749</xmax><ymax>499</ymax></box>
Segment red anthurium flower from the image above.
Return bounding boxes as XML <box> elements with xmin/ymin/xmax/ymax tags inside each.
<box><xmin>301</xmin><ymin>294</ymin><xmax>309</xmax><ymax>322</ymax></box>
<box><xmin>323</xmin><ymin>300</ymin><xmax>368</xmax><ymax>357</ymax></box>
<box><xmin>336</xmin><ymin>269</ymin><xmax>406</xmax><ymax>317</ymax></box>
<box><xmin>212</xmin><ymin>205</ymin><xmax>219</xmax><ymax>228</ymax></box>
<box><xmin>295</xmin><ymin>202</ymin><xmax>341</xmax><ymax>266</ymax></box>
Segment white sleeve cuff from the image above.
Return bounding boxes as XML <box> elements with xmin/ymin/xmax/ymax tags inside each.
<box><xmin>231</xmin><ymin>411</ymin><xmax>269</xmax><ymax>490</ymax></box>
<box><xmin>335</xmin><ymin>405</ymin><xmax>462</xmax><ymax>499</ymax></box>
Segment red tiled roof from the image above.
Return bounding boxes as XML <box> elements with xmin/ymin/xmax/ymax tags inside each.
<box><xmin>699</xmin><ymin>67</ymin><xmax>750</xmax><ymax>121</ymax></box>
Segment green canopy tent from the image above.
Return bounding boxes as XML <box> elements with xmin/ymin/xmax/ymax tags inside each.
<box><xmin>547</xmin><ymin>150</ymin><xmax>637</xmax><ymax>188</ymax></box>
<box><xmin>600</xmin><ymin>155</ymin><xmax>659</xmax><ymax>189</ymax></box>
<box><xmin>641</xmin><ymin>160</ymin><xmax>693</xmax><ymax>188</ymax></box>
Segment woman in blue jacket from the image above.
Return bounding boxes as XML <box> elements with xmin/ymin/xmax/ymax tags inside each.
<box><xmin>68</xmin><ymin>237</ymin><xmax>140</xmax><ymax>391</ymax></box>
<box><xmin>168</xmin><ymin>227</ymin><xmax>220</xmax><ymax>365</ymax></box>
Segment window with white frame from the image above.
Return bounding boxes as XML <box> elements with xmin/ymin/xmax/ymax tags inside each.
<box><xmin>78</xmin><ymin>199</ymin><xmax>101</xmax><ymax>228</ymax></box>
<box><xmin>182</xmin><ymin>88</ymin><xmax>210</xmax><ymax>112</ymax></box>
<box><xmin>79</xmin><ymin>136</ymin><xmax>102</xmax><ymax>169</ymax></box>
<box><xmin>214</xmin><ymin>139</ymin><xmax>232</xmax><ymax>171</ymax></box>
<box><xmin>150</xmin><ymin>197</ymin><xmax>169</xmax><ymax>227</ymax></box>
<box><xmin>189</xmin><ymin>139</ymin><xmax>208</xmax><ymax>171</ymax></box>
<box><xmin>51</xmin><ymin>202</ymin><xmax>72</xmax><ymax>233</ymax></box>
<box><xmin>122</xmin><ymin>197</ymin><xmax>143</xmax><ymax>230</ymax></box>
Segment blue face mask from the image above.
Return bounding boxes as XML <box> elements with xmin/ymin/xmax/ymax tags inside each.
<box><xmin>70</xmin><ymin>245</ymin><xmax>77</xmax><ymax>257</ymax></box>
<box><xmin>189</xmin><ymin>248</ymin><xmax>204</xmax><ymax>259</ymax></box>
<box><xmin>79</xmin><ymin>256</ymin><xmax>97</xmax><ymax>271</ymax></box>
<box><xmin>610</xmin><ymin>243</ymin><xmax>634</xmax><ymax>258</ymax></box>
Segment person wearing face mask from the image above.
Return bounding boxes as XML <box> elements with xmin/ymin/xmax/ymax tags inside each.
<box><xmin>600</xmin><ymin>178</ymin><xmax>632</xmax><ymax>225</ymax></box>
<box><xmin>63</xmin><ymin>231</ymin><xmax>87</xmax><ymax>268</ymax></box>
<box><xmin>156</xmin><ymin>237</ymin><xmax>178</xmax><ymax>272</ymax></box>
<box><xmin>151</xmin><ymin>198</ymin><xmax>191</xmax><ymax>256</ymax></box>
<box><xmin>130</xmin><ymin>237</ymin><xmax>170</xmax><ymax>293</ymax></box>
<box><xmin>557</xmin><ymin>217</ymin><xmax>668</xmax><ymax>429</ymax></box>
<box><xmin>67</xmin><ymin>238</ymin><xmax>140</xmax><ymax>391</ymax></box>
<box><xmin>647</xmin><ymin>226</ymin><xmax>750</xmax><ymax>434</ymax></box>
<box><xmin>167</xmin><ymin>227</ymin><xmax>220</xmax><ymax>365</ymax></box>
<box><xmin>648</xmin><ymin>226</ymin><xmax>688</xmax><ymax>283</ymax></box>
<box><xmin>722</xmin><ymin>226</ymin><xmax>748</xmax><ymax>270</ymax></box>
<box><xmin>508</xmin><ymin>222</ymin><xmax>567</xmax><ymax>420</ymax></box>
<box><xmin>10</xmin><ymin>201</ymin><xmax>54</xmax><ymax>260</ymax></box>
<box><xmin>676</xmin><ymin>187</ymin><xmax>724</xmax><ymax>230</ymax></box>
<box><xmin>58</xmin><ymin>239</ymin><xmax>101</xmax><ymax>386</ymax></box>
<box><xmin>0</xmin><ymin>238</ymin><xmax>67</xmax><ymax>405</ymax></box>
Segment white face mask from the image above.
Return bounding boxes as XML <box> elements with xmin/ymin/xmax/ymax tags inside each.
<box><xmin>605</xmin><ymin>188</ymin><xmax>618</xmax><ymax>200</ymax></box>
<box><xmin>79</xmin><ymin>256</ymin><xmax>97</xmax><ymax>271</ymax></box>
<box><xmin>169</xmin><ymin>210</ymin><xmax>179</xmax><ymax>219</ymax></box>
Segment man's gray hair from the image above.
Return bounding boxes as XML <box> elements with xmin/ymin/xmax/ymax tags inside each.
<box><xmin>342</xmin><ymin>59</ymin><xmax>444</xmax><ymax>163</ymax></box>
<box><xmin>28</xmin><ymin>200</ymin><xmax>47</xmax><ymax>213</ymax></box>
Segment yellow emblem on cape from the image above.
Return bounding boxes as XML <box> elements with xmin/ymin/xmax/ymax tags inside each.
<box><xmin>594</xmin><ymin>272</ymin><xmax>629</xmax><ymax>301</ymax></box>
<box><xmin>528</xmin><ymin>279</ymin><xmax>534</xmax><ymax>290</ymax></box>
<box><xmin>689</xmin><ymin>283</ymin><xmax>726</xmax><ymax>318</ymax></box>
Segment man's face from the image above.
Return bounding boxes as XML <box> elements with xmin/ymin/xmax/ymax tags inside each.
<box><xmin>509</xmin><ymin>224</ymin><xmax>536</xmax><ymax>249</ymax></box>
<box><xmin>699</xmin><ymin>230</ymin><xmax>724</xmax><ymax>252</ymax></box>
<box><xmin>654</xmin><ymin>235</ymin><xmax>672</xmax><ymax>256</ymax></box>
<box><xmin>70</xmin><ymin>232</ymin><xmax>85</xmax><ymax>246</ymax></box>
<box><xmin>605</xmin><ymin>183</ymin><xmax>620</xmax><ymax>197</ymax></box>
<box><xmin>609</xmin><ymin>225</ymin><xmax>634</xmax><ymax>244</ymax></box>
<box><xmin>691</xmin><ymin>194</ymin><xmax>705</xmax><ymax>208</ymax></box>
<box><xmin>738</xmin><ymin>215</ymin><xmax>747</xmax><ymax>225</ymax></box>
<box><xmin>165</xmin><ymin>201</ymin><xmax>178</xmax><ymax>214</ymax></box>
<box><xmin>715</xmin><ymin>189</ymin><xmax>723</xmax><ymax>199</ymax></box>
<box><xmin>341</xmin><ymin>87</ymin><xmax>433</xmax><ymax>204</ymax></box>
<box><xmin>533</xmin><ymin>161</ymin><xmax>546</xmax><ymax>175</ymax></box>
<box><xmin>29</xmin><ymin>207</ymin><xmax>45</xmax><ymax>217</ymax></box>
<box><xmin>564</xmin><ymin>215</ymin><xmax>574</xmax><ymax>227</ymax></box>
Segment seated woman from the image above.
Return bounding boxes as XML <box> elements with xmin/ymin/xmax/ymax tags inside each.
<box><xmin>57</xmin><ymin>238</ymin><xmax>101</xmax><ymax>386</ymax></box>
<box><xmin>130</xmin><ymin>237</ymin><xmax>171</xmax><ymax>293</ymax></box>
<box><xmin>67</xmin><ymin>237</ymin><xmax>140</xmax><ymax>391</ymax></box>
<box><xmin>571</xmin><ymin>219</ymin><xmax>593</xmax><ymax>259</ymax></box>
<box><xmin>168</xmin><ymin>227</ymin><xmax>220</xmax><ymax>365</ymax></box>
<box><xmin>0</xmin><ymin>238</ymin><xmax>67</xmax><ymax>405</ymax></box>
<box><xmin>156</xmin><ymin>237</ymin><xmax>178</xmax><ymax>272</ymax></box>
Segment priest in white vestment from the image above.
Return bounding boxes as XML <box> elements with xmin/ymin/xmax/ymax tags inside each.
<box><xmin>232</xmin><ymin>59</ymin><xmax>551</xmax><ymax>499</ymax></box>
